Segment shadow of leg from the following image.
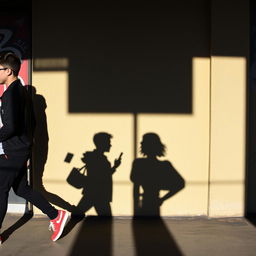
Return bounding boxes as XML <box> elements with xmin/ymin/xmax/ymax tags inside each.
<box><xmin>1</xmin><ymin>212</ymin><xmax>33</xmax><ymax>243</ymax></box>
<box><xmin>41</xmin><ymin>188</ymin><xmax>76</xmax><ymax>212</ymax></box>
<box><xmin>60</xmin><ymin>196</ymin><xmax>92</xmax><ymax>239</ymax></box>
<box><xmin>60</xmin><ymin>214</ymin><xmax>85</xmax><ymax>239</ymax></box>
<box><xmin>95</xmin><ymin>201</ymin><xmax>112</xmax><ymax>217</ymax></box>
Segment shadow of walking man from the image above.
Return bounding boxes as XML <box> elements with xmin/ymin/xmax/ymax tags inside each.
<box><xmin>74</xmin><ymin>132</ymin><xmax>122</xmax><ymax>216</ymax></box>
<box><xmin>130</xmin><ymin>133</ymin><xmax>185</xmax><ymax>217</ymax></box>
<box><xmin>32</xmin><ymin>86</ymin><xmax>74</xmax><ymax>212</ymax></box>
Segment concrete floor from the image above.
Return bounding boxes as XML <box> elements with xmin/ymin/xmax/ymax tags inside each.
<box><xmin>0</xmin><ymin>214</ymin><xmax>256</xmax><ymax>256</ymax></box>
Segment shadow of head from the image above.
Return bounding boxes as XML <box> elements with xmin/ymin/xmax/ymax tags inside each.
<box><xmin>93</xmin><ymin>132</ymin><xmax>113</xmax><ymax>153</ymax></box>
<box><xmin>140</xmin><ymin>133</ymin><xmax>166</xmax><ymax>158</ymax></box>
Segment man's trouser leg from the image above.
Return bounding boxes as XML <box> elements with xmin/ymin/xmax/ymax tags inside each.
<box><xmin>0</xmin><ymin>171</ymin><xmax>16</xmax><ymax>229</ymax></box>
<box><xmin>12</xmin><ymin>166</ymin><xmax>58</xmax><ymax>220</ymax></box>
<box><xmin>0</xmin><ymin>155</ymin><xmax>58</xmax><ymax>229</ymax></box>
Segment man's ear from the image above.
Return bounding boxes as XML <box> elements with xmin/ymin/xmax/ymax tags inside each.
<box><xmin>6</xmin><ymin>68</ymin><xmax>12</xmax><ymax>76</ymax></box>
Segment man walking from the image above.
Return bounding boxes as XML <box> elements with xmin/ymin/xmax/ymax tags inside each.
<box><xmin>0</xmin><ymin>52</ymin><xmax>68</xmax><ymax>243</ymax></box>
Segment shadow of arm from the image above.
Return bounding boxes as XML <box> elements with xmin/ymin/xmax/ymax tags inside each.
<box><xmin>159</xmin><ymin>162</ymin><xmax>185</xmax><ymax>205</ymax></box>
<box><xmin>159</xmin><ymin>178</ymin><xmax>185</xmax><ymax>205</ymax></box>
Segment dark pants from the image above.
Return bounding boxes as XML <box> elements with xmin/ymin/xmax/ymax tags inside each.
<box><xmin>0</xmin><ymin>155</ymin><xmax>58</xmax><ymax>229</ymax></box>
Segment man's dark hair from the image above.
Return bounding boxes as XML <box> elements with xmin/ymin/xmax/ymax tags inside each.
<box><xmin>93</xmin><ymin>132</ymin><xmax>112</xmax><ymax>147</ymax></box>
<box><xmin>0</xmin><ymin>51</ymin><xmax>21</xmax><ymax>76</ymax></box>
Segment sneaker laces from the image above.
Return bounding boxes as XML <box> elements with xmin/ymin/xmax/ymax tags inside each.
<box><xmin>48</xmin><ymin>221</ymin><xmax>56</xmax><ymax>232</ymax></box>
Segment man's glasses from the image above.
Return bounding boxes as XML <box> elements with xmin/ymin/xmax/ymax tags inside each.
<box><xmin>0</xmin><ymin>68</ymin><xmax>7</xmax><ymax>71</ymax></box>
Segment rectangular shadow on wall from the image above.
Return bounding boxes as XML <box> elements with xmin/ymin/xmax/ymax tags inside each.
<box><xmin>67</xmin><ymin>3</ymin><xmax>211</xmax><ymax>114</ymax></box>
<box><xmin>33</xmin><ymin>1</ymin><xmax>212</xmax><ymax>114</ymax></box>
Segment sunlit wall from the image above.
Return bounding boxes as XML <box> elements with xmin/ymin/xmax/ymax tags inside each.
<box><xmin>32</xmin><ymin>0</ymin><xmax>248</xmax><ymax>216</ymax></box>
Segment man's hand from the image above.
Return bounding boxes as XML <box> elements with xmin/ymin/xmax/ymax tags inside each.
<box><xmin>113</xmin><ymin>152</ymin><xmax>123</xmax><ymax>169</ymax></box>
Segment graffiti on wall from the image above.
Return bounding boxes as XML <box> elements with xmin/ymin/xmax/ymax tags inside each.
<box><xmin>0</xmin><ymin>15</ymin><xmax>31</xmax><ymax>95</ymax></box>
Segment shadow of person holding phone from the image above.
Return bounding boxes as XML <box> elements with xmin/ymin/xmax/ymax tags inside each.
<box><xmin>130</xmin><ymin>133</ymin><xmax>185</xmax><ymax>217</ymax></box>
<box><xmin>74</xmin><ymin>132</ymin><xmax>122</xmax><ymax>216</ymax></box>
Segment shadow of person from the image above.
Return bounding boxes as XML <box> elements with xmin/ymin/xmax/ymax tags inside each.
<box><xmin>130</xmin><ymin>133</ymin><xmax>185</xmax><ymax>217</ymax></box>
<box><xmin>31</xmin><ymin>86</ymin><xmax>75</xmax><ymax>212</ymax></box>
<box><xmin>132</xmin><ymin>217</ymin><xmax>183</xmax><ymax>256</ymax></box>
<box><xmin>68</xmin><ymin>216</ymin><xmax>113</xmax><ymax>256</ymax></box>
<box><xmin>74</xmin><ymin>132</ymin><xmax>122</xmax><ymax>216</ymax></box>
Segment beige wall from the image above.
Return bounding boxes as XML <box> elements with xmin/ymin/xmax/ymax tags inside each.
<box><xmin>208</xmin><ymin>0</ymin><xmax>249</xmax><ymax>216</ymax></box>
<box><xmin>32</xmin><ymin>1</ymin><xmax>249</xmax><ymax>216</ymax></box>
<box><xmin>209</xmin><ymin>57</ymin><xmax>246</xmax><ymax>216</ymax></box>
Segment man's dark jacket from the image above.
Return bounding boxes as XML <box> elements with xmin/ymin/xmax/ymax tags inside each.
<box><xmin>0</xmin><ymin>79</ymin><xmax>33</xmax><ymax>157</ymax></box>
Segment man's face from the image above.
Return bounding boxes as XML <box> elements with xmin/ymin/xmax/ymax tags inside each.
<box><xmin>95</xmin><ymin>136</ymin><xmax>112</xmax><ymax>152</ymax></box>
<box><xmin>104</xmin><ymin>139</ymin><xmax>111</xmax><ymax>152</ymax></box>
<box><xmin>0</xmin><ymin>65</ymin><xmax>8</xmax><ymax>84</ymax></box>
